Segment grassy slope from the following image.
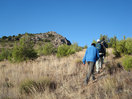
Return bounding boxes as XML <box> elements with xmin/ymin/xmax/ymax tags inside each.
<box><xmin>0</xmin><ymin>49</ymin><xmax>132</xmax><ymax>99</ymax></box>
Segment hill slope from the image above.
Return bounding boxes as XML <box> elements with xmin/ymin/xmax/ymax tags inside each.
<box><xmin>0</xmin><ymin>31</ymin><xmax>71</xmax><ymax>49</ymax></box>
<box><xmin>0</xmin><ymin>48</ymin><xmax>132</xmax><ymax>99</ymax></box>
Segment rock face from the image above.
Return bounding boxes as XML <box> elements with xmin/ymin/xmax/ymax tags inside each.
<box><xmin>30</xmin><ymin>31</ymin><xmax>71</xmax><ymax>47</ymax></box>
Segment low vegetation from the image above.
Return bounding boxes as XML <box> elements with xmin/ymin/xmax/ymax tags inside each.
<box><xmin>0</xmin><ymin>33</ymin><xmax>132</xmax><ymax>99</ymax></box>
<box><xmin>0</xmin><ymin>47</ymin><xmax>132</xmax><ymax>99</ymax></box>
<box><xmin>122</xmin><ymin>55</ymin><xmax>132</xmax><ymax>71</ymax></box>
<box><xmin>10</xmin><ymin>34</ymin><xmax>38</xmax><ymax>62</ymax></box>
<box><xmin>57</xmin><ymin>43</ymin><xmax>82</xmax><ymax>57</ymax></box>
<box><xmin>20</xmin><ymin>78</ymin><xmax>56</xmax><ymax>95</ymax></box>
<box><xmin>0</xmin><ymin>48</ymin><xmax>11</xmax><ymax>61</ymax></box>
<box><xmin>0</xmin><ymin>32</ymin><xmax>83</xmax><ymax>62</ymax></box>
<box><xmin>37</xmin><ymin>43</ymin><xmax>56</xmax><ymax>56</ymax></box>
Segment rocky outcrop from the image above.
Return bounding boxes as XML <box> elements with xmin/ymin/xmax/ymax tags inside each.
<box><xmin>30</xmin><ymin>31</ymin><xmax>71</xmax><ymax>47</ymax></box>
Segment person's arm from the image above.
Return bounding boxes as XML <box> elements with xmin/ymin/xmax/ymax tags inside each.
<box><xmin>82</xmin><ymin>49</ymin><xmax>88</xmax><ymax>64</ymax></box>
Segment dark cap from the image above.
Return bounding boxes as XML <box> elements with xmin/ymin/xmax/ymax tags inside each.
<box><xmin>91</xmin><ymin>43</ymin><xmax>95</xmax><ymax>47</ymax></box>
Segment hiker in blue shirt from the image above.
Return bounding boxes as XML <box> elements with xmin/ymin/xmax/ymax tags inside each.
<box><xmin>82</xmin><ymin>43</ymin><xmax>99</xmax><ymax>84</ymax></box>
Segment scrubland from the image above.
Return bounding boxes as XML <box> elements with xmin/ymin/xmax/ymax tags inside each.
<box><xmin>0</xmin><ymin>49</ymin><xmax>132</xmax><ymax>99</ymax></box>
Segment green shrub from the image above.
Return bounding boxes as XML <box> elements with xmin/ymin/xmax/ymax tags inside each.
<box><xmin>2</xmin><ymin>36</ymin><xmax>8</xmax><ymax>40</ymax></box>
<box><xmin>57</xmin><ymin>43</ymin><xmax>82</xmax><ymax>57</ymax></box>
<box><xmin>37</xmin><ymin>43</ymin><xmax>56</xmax><ymax>55</ymax></box>
<box><xmin>125</xmin><ymin>38</ymin><xmax>132</xmax><ymax>54</ymax></box>
<box><xmin>8</xmin><ymin>42</ymin><xmax>14</xmax><ymax>47</ymax></box>
<box><xmin>83</xmin><ymin>45</ymin><xmax>88</xmax><ymax>49</ymax></box>
<box><xmin>0</xmin><ymin>48</ymin><xmax>12</xmax><ymax>61</ymax></box>
<box><xmin>1</xmin><ymin>41</ymin><xmax>7</xmax><ymax>47</ymax></box>
<box><xmin>70</xmin><ymin>43</ymin><xmax>82</xmax><ymax>52</ymax></box>
<box><xmin>48</xmin><ymin>34</ymin><xmax>54</xmax><ymax>37</ymax></box>
<box><xmin>116</xmin><ymin>40</ymin><xmax>127</xmax><ymax>54</ymax></box>
<box><xmin>112</xmin><ymin>38</ymin><xmax>132</xmax><ymax>55</ymax></box>
<box><xmin>43</xmin><ymin>39</ymin><xmax>51</xmax><ymax>42</ymax></box>
<box><xmin>113</xmin><ymin>49</ymin><xmax>121</xmax><ymax>58</ymax></box>
<box><xmin>57</xmin><ymin>44</ymin><xmax>70</xmax><ymax>57</ymax></box>
<box><xmin>10</xmin><ymin>34</ymin><xmax>37</xmax><ymax>62</ymax></box>
<box><xmin>122</xmin><ymin>56</ymin><xmax>132</xmax><ymax>71</ymax></box>
<box><xmin>20</xmin><ymin>79</ymin><xmax>56</xmax><ymax>94</ymax></box>
<box><xmin>108</xmin><ymin>36</ymin><xmax>117</xmax><ymax>48</ymax></box>
<box><xmin>92</xmin><ymin>40</ymin><xmax>97</xmax><ymax>44</ymax></box>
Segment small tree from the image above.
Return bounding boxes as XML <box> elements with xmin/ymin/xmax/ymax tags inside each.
<box><xmin>0</xmin><ymin>48</ymin><xmax>11</xmax><ymax>61</ymax></box>
<box><xmin>57</xmin><ymin>44</ymin><xmax>70</xmax><ymax>57</ymax></box>
<box><xmin>84</xmin><ymin>45</ymin><xmax>88</xmax><ymax>49</ymax></box>
<box><xmin>11</xmin><ymin>34</ymin><xmax>37</xmax><ymax>62</ymax></box>
<box><xmin>92</xmin><ymin>40</ymin><xmax>97</xmax><ymax>44</ymax></box>
<box><xmin>57</xmin><ymin>43</ymin><xmax>82</xmax><ymax>57</ymax></box>
<box><xmin>125</xmin><ymin>38</ymin><xmax>132</xmax><ymax>54</ymax></box>
<box><xmin>70</xmin><ymin>43</ymin><xmax>82</xmax><ymax>52</ymax></box>
<box><xmin>38</xmin><ymin>43</ymin><xmax>56</xmax><ymax>55</ymax></box>
<box><xmin>122</xmin><ymin>56</ymin><xmax>132</xmax><ymax>71</ymax></box>
<box><xmin>8</xmin><ymin>36</ymin><xmax>12</xmax><ymax>41</ymax></box>
<box><xmin>2</xmin><ymin>36</ymin><xmax>7</xmax><ymax>40</ymax></box>
<box><xmin>116</xmin><ymin>40</ymin><xmax>127</xmax><ymax>54</ymax></box>
<box><xmin>108</xmin><ymin>37</ymin><xmax>117</xmax><ymax>48</ymax></box>
<box><xmin>100</xmin><ymin>34</ymin><xmax>109</xmax><ymax>43</ymax></box>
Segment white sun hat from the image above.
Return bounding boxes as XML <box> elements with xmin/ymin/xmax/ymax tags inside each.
<box><xmin>97</xmin><ymin>39</ymin><xmax>100</xmax><ymax>42</ymax></box>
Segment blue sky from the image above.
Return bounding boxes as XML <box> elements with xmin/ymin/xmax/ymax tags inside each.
<box><xmin>0</xmin><ymin>0</ymin><xmax>132</xmax><ymax>46</ymax></box>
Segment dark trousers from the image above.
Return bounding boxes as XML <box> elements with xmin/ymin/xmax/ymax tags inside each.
<box><xmin>85</xmin><ymin>62</ymin><xmax>95</xmax><ymax>84</ymax></box>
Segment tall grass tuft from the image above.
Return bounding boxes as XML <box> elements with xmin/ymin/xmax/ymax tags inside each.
<box><xmin>20</xmin><ymin>79</ymin><xmax>56</xmax><ymax>95</ymax></box>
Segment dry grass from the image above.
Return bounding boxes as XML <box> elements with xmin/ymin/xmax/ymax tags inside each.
<box><xmin>0</xmin><ymin>49</ymin><xmax>132</xmax><ymax>99</ymax></box>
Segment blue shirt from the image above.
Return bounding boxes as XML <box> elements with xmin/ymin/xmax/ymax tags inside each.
<box><xmin>82</xmin><ymin>45</ymin><xmax>99</xmax><ymax>64</ymax></box>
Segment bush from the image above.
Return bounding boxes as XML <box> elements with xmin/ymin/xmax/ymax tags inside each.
<box><xmin>0</xmin><ymin>48</ymin><xmax>12</xmax><ymax>61</ymax></box>
<box><xmin>113</xmin><ymin>49</ymin><xmax>121</xmax><ymax>58</ymax></box>
<box><xmin>83</xmin><ymin>45</ymin><xmax>88</xmax><ymax>49</ymax></box>
<box><xmin>57</xmin><ymin>43</ymin><xmax>82</xmax><ymax>57</ymax></box>
<box><xmin>8</xmin><ymin>42</ymin><xmax>14</xmax><ymax>47</ymax></box>
<box><xmin>108</xmin><ymin>36</ymin><xmax>117</xmax><ymax>48</ymax></box>
<box><xmin>70</xmin><ymin>43</ymin><xmax>82</xmax><ymax>52</ymax></box>
<box><xmin>112</xmin><ymin>38</ymin><xmax>132</xmax><ymax>55</ymax></box>
<box><xmin>11</xmin><ymin>34</ymin><xmax>37</xmax><ymax>62</ymax></box>
<box><xmin>57</xmin><ymin>44</ymin><xmax>70</xmax><ymax>57</ymax></box>
<box><xmin>43</xmin><ymin>39</ymin><xmax>51</xmax><ymax>42</ymax></box>
<box><xmin>125</xmin><ymin>38</ymin><xmax>132</xmax><ymax>54</ymax></box>
<box><xmin>37</xmin><ymin>43</ymin><xmax>56</xmax><ymax>56</ymax></box>
<box><xmin>116</xmin><ymin>40</ymin><xmax>127</xmax><ymax>54</ymax></box>
<box><xmin>1</xmin><ymin>41</ymin><xmax>7</xmax><ymax>47</ymax></box>
<box><xmin>2</xmin><ymin>36</ymin><xmax>8</xmax><ymax>40</ymax></box>
<box><xmin>122</xmin><ymin>56</ymin><xmax>132</xmax><ymax>71</ymax></box>
<box><xmin>20</xmin><ymin>79</ymin><xmax>56</xmax><ymax>94</ymax></box>
<box><xmin>92</xmin><ymin>40</ymin><xmax>97</xmax><ymax>44</ymax></box>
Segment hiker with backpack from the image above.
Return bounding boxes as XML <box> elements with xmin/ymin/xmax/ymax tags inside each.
<box><xmin>101</xmin><ymin>37</ymin><xmax>108</xmax><ymax>57</ymax></box>
<box><xmin>96</xmin><ymin>39</ymin><xmax>106</xmax><ymax>73</ymax></box>
<box><xmin>82</xmin><ymin>43</ymin><xmax>99</xmax><ymax>84</ymax></box>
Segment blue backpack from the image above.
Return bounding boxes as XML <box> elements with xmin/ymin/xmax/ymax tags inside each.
<box><xmin>96</xmin><ymin>43</ymin><xmax>103</xmax><ymax>53</ymax></box>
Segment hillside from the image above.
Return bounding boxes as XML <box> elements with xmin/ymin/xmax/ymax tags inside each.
<box><xmin>0</xmin><ymin>31</ymin><xmax>71</xmax><ymax>49</ymax></box>
<box><xmin>0</xmin><ymin>48</ymin><xmax>132</xmax><ymax>99</ymax></box>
